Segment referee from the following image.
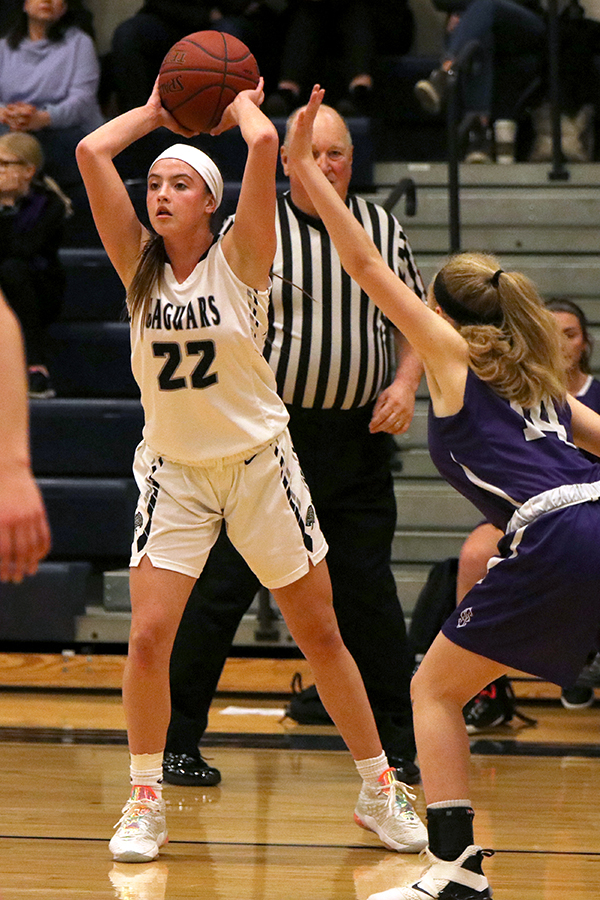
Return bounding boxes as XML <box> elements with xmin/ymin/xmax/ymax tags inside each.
<box><xmin>164</xmin><ymin>103</ymin><xmax>426</xmax><ymax>788</ymax></box>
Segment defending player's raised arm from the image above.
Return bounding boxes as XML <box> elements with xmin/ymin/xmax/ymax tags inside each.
<box><xmin>286</xmin><ymin>87</ymin><xmax>467</xmax><ymax>382</ymax></box>
<box><xmin>218</xmin><ymin>79</ymin><xmax>278</xmax><ymax>289</ymax></box>
<box><xmin>76</xmin><ymin>81</ymin><xmax>195</xmax><ymax>289</ymax></box>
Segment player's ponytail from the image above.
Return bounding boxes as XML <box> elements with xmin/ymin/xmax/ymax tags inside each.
<box><xmin>127</xmin><ymin>235</ymin><xmax>167</xmax><ymax>333</ymax></box>
<box><xmin>435</xmin><ymin>253</ymin><xmax>566</xmax><ymax>407</ymax></box>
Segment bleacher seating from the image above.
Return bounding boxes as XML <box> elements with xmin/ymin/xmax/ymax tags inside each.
<box><xmin>6</xmin><ymin>0</ymin><xmax>600</xmax><ymax>646</ymax></box>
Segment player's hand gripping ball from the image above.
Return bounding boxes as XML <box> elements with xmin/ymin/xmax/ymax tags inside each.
<box><xmin>158</xmin><ymin>30</ymin><xmax>260</xmax><ymax>132</ymax></box>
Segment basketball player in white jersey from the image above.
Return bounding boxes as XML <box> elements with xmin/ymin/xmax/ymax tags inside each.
<box><xmin>76</xmin><ymin>79</ymin><xmax>426</xmax><ymax>863</ymax></box>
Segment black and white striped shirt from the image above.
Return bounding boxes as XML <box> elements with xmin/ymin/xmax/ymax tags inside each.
<box><xmin>264</xmin><ymin>192</ymin><xmax>425</xmax><ymax>410</ymax></box>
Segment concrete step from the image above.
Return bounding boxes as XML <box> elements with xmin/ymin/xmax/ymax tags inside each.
<box><xmin>374</xmin><ymin>161</ymin><xmax>600</xmax><ymax>188</ymax></box>
<box><xmin>366</xmin><ymin>162</ymin><xmax>600</xmax><ymax>295</ymax></box>
<box><xmin>415</xmin><ymin>254</ymin><xmax>600</xmax><ymax>299</ymax></box>
<box><xmin>392</xmin><ymin>529</ymin><xmax>467</xmax><ymax>563</ymax></box>
<box><xmin>78</xmin><ymin>561</ymin><xmax>436</xmax><ymax>644</ymax></box>
<box><xmin>396</xmin><ymin>405</ymin><xmax>428</xmax><ymax>449</ymax></box>
<box><xmin>394</xmin><ymin>480</ymin><xmax>481</xmax><ymax>530</ymax></box>
<box><xmin>396</xmin><ymin>447</ymin><xmax>438</xmax><ymax>478</ymax></box>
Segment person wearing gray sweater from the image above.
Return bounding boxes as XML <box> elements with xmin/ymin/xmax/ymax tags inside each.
<box><xmin>0</xmin><ymin>0</ymin><xmax>102</xmax><ymax>185</ymax></box>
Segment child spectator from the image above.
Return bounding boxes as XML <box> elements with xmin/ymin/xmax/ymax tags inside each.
<box><xmin>0</xmin><ymin>131</ymin><xmax>71</xmax><ymax>398</ymax></box>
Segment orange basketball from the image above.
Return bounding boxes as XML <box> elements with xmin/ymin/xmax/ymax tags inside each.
<box><xmin>158</xmin><ymin>30</ymin><xmax>260</xmax><ymax>132</ymax></box>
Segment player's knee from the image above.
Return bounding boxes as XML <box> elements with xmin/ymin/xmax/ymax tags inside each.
<box><xmin>300</xmin><ymin>621</ymin><xmax>345</xmax><ymax>661</ymax></box>
<box><xmin>128</xmin><ymin>621</ymin><xmax>171</xmax><ymax>670</ymax></box>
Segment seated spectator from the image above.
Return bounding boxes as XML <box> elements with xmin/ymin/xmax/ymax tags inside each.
<box><xmin>263</xmin><ymin>0</ymin><xmax>414</xmax><ymax>117</ymax></box>
<box><xmin>0</xmin><ymin>132</ymin><xmax>71</xmax><ymax>398</ymax></box>
<box><xmin>458</xmin><ymin>297</ymin><xmax>600</xmax><ymax>727</ymax></box>
<box><xmin>109</xmin><ymin>0</ymin><xmax>281</xmax><ymax>114</ymax></box>
<box><xmin>414</xmin><ymin>0</ymin><xmax>546</xmax><ymax>161</ymax></box>
<box><xmin>0</xmin><ymin>0</ymin><xmax>103</xmax><ymax>187</ymax></box>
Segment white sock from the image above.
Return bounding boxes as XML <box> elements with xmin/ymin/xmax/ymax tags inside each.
<box><xmin>355</xmin><ymin>750</ymin><xmax>389</xmax><ymax>787</ymax></box>
<box><xmin>130</xmin><ymin>752</ymin><xmax>164</xmax><ymax>799</ymax></box>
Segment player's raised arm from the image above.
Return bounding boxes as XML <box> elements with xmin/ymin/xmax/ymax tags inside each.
<box><xmin>285</xmin><ymin>87</ymin><xmax>467</xmax><ymax>387</ymax></box>
<box><xmin>217</xmin><ymin>79</ymin><xmax>279</xmax><ymax>289</ymax></box>
<box><xmin>76</xmin><ymin>81</ymin><xmax>195</xmax><ymax>289</ymax></box>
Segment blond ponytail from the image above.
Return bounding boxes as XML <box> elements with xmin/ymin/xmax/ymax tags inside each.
<box><xmin>436</xmin><ymin>253</ymin><xmax>566</xmax><ymax>408</ymax></box>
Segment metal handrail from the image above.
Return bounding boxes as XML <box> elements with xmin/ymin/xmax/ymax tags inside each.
<box><xmin>547</xmin><ymin>0</ymin><xmax>569</xmax><ymax>181</ymax></box>
<box><xmin>382</xmin><ymin>177</ymin><xmax>417</xmax><ymax>216</ymax></box>
<box><xmin>445</xmin><ymin>39</ymin><xmax>484</xmax><ymax>251</ymax></box>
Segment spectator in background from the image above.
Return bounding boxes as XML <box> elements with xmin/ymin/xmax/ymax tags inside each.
<box><xmin>0</xmin><ymin>0</ymin><xmax>103</xmax><ymax>186</ymax></box>
<box><xmin>414</xmin><ymin>0</ymin><xmax>546</xmax><ymax>161</ymax></box>
<box><xmin>263</xmin><ymin>0</ymin><xmax>414</xmax><ymax>117</ymax></box>
<box><xmin>263</xmin><ymin>0</ymin><xmax>376</xmax><ymax>116</ymax></box>
<box><xmin>109</xmin><ymin>0</ymin><xmax>282</xmax><ymax>115</ymax></box>
<box><xmin>0</xmin><ymin>132</ymin><xmax>71</xmax><ymax>399</ymax></box>
<box><xmin>0</xmin><ymin>288</ymin><xmax>51</xmax><ymax>584</ymax></box>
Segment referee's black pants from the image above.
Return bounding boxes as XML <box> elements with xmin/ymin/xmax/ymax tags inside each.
<box><xmin>167</xmin><ymin>402</ymin><xmax>416</xmax><ymax>761</ymax></box>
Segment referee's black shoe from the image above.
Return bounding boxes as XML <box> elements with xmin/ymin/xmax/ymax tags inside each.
<box><xmin>386</xmin><ymin>756</ymin><xmax>421</xmax><ymax>786</ymax></box>
<box><xmin>163</xmin><ymin>752</ymin><xmax>221</xmax><ymax>786</ymax></box>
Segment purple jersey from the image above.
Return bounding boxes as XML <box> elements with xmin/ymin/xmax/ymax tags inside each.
<box><xmin>428</xmin><ymin>369</ymin><xmax>600</xmax><ymax>531</ymax></box>
<box><xmin>576</xmin><ymin>375</ymin><xmax>600</xmax><ymax>463</ymax></box>
<box><xmin>578</xmin><ymin>374</ymin><xmax>600</xmax><ymax>414</ymax></box>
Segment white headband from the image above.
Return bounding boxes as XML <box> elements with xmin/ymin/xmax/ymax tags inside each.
<box><xmin>150</xmin><ymin>144</ymin><xmax>223</xmax><ymax>209</ymax></box>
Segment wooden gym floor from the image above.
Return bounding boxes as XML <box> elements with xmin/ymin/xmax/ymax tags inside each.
<box><xmin>0</xmin><ymin>654</ymin><xmax>599</xmax><ymax>898</ymax></box>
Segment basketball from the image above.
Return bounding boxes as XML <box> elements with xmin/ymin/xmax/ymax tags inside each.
<box><xmin>158</xmin><ymin>31</ymin><xmax>260</xmax><ymax>133</ymax></box>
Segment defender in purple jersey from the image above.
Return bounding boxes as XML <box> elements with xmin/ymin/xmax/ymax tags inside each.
<box><xmin>460</xmin><ymin>297</ymin><xmax>600</xmax><ymax>723</ymax></box>
<box><xmin>286</xmin><ymin>85</ymin><xmax>600</xmax><ymax>900</ymax></box>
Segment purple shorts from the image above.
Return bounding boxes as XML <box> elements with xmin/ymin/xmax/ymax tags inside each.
<box><xmin>442</xmin><ymin>500</ymin><xmax>600</xmax><ymax>687</ymax></box>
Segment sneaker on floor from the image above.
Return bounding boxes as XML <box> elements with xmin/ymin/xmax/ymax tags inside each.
<box><xmin>109</xmin><ymin>861</ymin><xmax>169</xmax><ymax>900</ymax></box>
<box><xmin>561</xmin><ymin>685</ymin><xmax>594</xmax><ymax>709</ymax></box>
<box><xmin>109</xmin><ymin>787</ymin><xmax>168</xmax><ymax>863</ymax></box>
<box><xmin>366</xmin><ymin>845</ymin><xmax>493</xmax><ymax>899</ymax></box>
<box><xmin>463</xmin><ymin>676</ymin><xmax>513</xmax><ymax>733</ymax></box>
<box><xmin>354</xmin><ymin>768</ymin><xmax>428</xmax><ymax>852</ymax></box>
<box><xmin>414</xmin><ymin>68</ymin><xmax>449</xmax><ymax>115</ymax></box>
<box><xmin>28</xmin><ymin>366</ymin><xmax>55</xmax><ymax>399</ymax></box>
<box><xmin>463</xmin><ymin>118</ymin><xmax>494</xmax><ymax>163</ymax></box>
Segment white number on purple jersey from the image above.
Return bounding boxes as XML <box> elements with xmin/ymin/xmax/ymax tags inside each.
<box><xmin>510</xmin><ymin>399</ymin><xmax>575</xmax><ymax>446</ymax></box>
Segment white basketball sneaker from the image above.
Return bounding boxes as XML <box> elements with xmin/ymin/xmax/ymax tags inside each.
<box><xmin>367</xmin><ymin>845</ymin><xmax>494</xmax><ymax>899</ymax></box>
<box><xmin>354</xmin><ymin>768</ymin><xmax>428</xmax><ymax>852</ymax></box>
<box><xmin>109</xmin><ymin>786</ymin><xmax>168</xmax><ymax>863</ymax></box>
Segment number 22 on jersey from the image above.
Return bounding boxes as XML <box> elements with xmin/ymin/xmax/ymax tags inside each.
<box><xmin>153</xmin><ymin>340</ymin><xmax>218</xmax><ymax>391</ymax></box>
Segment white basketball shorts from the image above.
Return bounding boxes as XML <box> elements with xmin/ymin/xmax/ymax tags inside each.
<box><xmin>130</xmin><ymin>429</ymin><xmax>328</xmax><ymax>589</ymax></box>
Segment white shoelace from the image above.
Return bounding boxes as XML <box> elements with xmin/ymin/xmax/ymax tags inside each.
<box><xmin>379</xmin><ymin>772</ymin><xmax>418</xmax><ymax>817</ymax></box>
<box><xmin>114</xmin><ymin>798</ymin><xmax>162</xmax><ymax>833</ymax></box>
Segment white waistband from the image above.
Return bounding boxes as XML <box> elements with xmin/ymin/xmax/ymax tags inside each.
<box><xmin>507</xmin><ymin>480</ymin><xmax>600</xmax><ymax>533</ymax></box>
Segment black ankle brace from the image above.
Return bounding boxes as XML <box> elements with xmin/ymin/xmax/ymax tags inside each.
<box><xmin>427</xmin><ymin>805</ymin><xmax>476</xmax><ymax>864</ymax></box>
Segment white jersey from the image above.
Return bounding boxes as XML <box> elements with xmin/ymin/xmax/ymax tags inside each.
<box><xmin>130</xmin><ymin>240</ymin><xmax>289</xmax><ymax>466</ymax></box>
